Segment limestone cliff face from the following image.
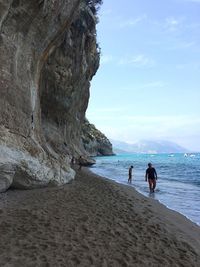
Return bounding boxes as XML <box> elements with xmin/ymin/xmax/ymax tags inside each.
<box><xmin>40</xmin><ymin>5</ymin><xmax>100</xmax><ymax>158</ymax></box>
<box><xmin>0</xmin><ymin>0</ymin><xmax>111</xmax><ymax>192</ymax></box>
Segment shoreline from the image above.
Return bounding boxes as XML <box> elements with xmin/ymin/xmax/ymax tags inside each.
<box><xmin>89</xmin><ymin>167</ymin><xmax>200</xmax><ymax>226</ymax></box>
<box><xmin>123</xmin><ymin>179</ymin><xmax>200</xmax><ymax>227</ymax></box>
<box><xmin>90</xmin><ymin>162</ymin><xmax>200</xmax><ymax>227</ymax></box>
<box><xmin>85</xmin><ymin>167</ymin><xmax>200</xmax><ymax>240</ymax></box>
<box><xmin>0</xmin><ymin>167</ymin><xmax>200</xmax><ymax>266</ymax></box>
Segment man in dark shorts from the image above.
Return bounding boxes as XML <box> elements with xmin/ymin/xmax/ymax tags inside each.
<box><xmin>128</xmin><ymin>166</ymin><xmax>134</xmax><ymax>183</ymax></box>
<box><xmin>145</xmin><ymin>163</ymin><xmax>157</xmax><ymax>193</ymax></box>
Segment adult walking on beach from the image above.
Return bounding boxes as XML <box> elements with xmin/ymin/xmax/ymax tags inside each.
<box><xmin>145</xmin><ymin>163</ymin><xmax>157</xmax><ymax>193</ymax></box>
<box><xmin>128</xmin><ymin>166</ymin><xmax>134</xmax><ymax>183</ymax></box>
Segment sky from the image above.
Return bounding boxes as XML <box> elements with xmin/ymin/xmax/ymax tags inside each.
<box><xmin>86</xmin><ymin>0</ymin><xmax>200</xmax><ymax>151</ymax></box>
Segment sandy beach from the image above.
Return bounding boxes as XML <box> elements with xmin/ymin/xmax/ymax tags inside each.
<box><xmin>0</xmin><ymin>167</ymin><xmax>200</xmax><ymax>267</ymax></box>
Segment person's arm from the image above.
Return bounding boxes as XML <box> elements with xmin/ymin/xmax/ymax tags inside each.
<box><xmin>145</xmin><ymin>170</ymin><xmax>148</xmax><ymax>181</ymax></box>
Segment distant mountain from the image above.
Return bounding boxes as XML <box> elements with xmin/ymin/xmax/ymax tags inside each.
<box><xmin>112</xmin><ymin>139</ymin><xmax>189</xmax><ymax>154</ymax></box>
<box><xmin>112</xmin><ymin>147</ymin><xmax>129</xmax><ymax>154</ymax></box>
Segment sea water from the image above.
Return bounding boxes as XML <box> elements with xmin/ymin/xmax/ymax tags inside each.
<box><xmin>90</xmin><ymin>153</ymin><xmax>200</xmax><ymax>226</ymax></box>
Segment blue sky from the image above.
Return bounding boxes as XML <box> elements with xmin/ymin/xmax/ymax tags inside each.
<box><xmin>86</xmin><ymin>0</ymin><xmax>200</xmax><ymax>151</ymax></box>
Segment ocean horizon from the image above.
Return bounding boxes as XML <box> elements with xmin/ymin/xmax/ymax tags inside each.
<box><xmin>90</xmin><ymin>153</ymin><xmax>200</xmax><ymax>226</ymax></box>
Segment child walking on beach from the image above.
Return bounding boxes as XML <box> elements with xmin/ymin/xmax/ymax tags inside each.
<box><xmin>128</xmin><ymin>166</ymin><xmax>134</xmax><ymax>183</ymax></box>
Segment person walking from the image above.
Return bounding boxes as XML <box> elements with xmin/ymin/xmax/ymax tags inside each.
<box><xmin>145</xmin><ymin>163</ymin><xmax>157</xmax><ymax>193</ymax></box>
<box><xmin>128</xmin><ymin>166</ymin><xmax>134</xmax><ymax>183</ymax></box>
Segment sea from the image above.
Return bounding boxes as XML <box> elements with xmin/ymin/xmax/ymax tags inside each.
<box><xmin>90</xmin><ymin>153</ymin><xmax>200</xmax><ymax>226</ymax></box>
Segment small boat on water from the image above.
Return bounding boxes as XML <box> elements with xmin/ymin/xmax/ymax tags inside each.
<box><xmin>184</xmin><ymin>153</ymin><xmax>195</xmax><ymax>158</ymax></box>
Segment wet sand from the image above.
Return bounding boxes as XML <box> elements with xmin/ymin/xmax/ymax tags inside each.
<box><xmin>0</xmin><ymin>167</ymin><xmax>200</xmax><ymax>266</ymax></box>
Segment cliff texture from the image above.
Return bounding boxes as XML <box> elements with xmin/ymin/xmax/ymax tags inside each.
<box><xmin>0</xmin><ymin>0</ymin><xmax>112</xmax><ymax>192</ymax></box>
<box><xmin>81</xmin><ymin>119</ymin><xmax>114</xmax><ymax>156</ymax></box>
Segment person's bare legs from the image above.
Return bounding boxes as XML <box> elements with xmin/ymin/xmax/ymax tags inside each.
<box><xmin>152</xmin><ymin>179</ymin><xmax>156</xmax><ymax>192</ymax></box>
<box><xmin>148</xmin><ymin>179</ymin><xmax>154</xmax><ymax>192</ymax></box>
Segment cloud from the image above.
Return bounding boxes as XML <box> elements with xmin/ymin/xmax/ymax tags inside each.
<box><xmin>86</xmin><ymin>107</ymin><xmax>129</xmax><ymax>122</ymax></box>
<box><xmin>119</xmin><ymin>14</ymin><xmax>147</xmax><ymax>28</ymax></box>
<box><xmin>101</xmin><ymin>9</ymin><xmax>112</xmax><ymax>16</ymax></box>
<box><xmin>99</xmin><ymin>54</ymin><xmax>156</xmax><ymax>68</ymax></box>
<box><xmin>166</xmin><ymin>41</ymin><xmax>197</xmax><ymax>51</ymax></box>
<box><xmin>180</xmin><ymin>41</ymin><xmax>196</xmax><ymax>48</ymax></box>
<box><xmin>127</xmin><ymin>115</ymin><xmax>200</xmax><ymax>126</ymax></box>
<box><xmin>100</xmin><ymin>14</ymin><xmax>147</xmax><ymax>31</ymax></box>
<box><xmin>181</xmin><ymin>0</ymin><xmax>200</xmax><ymax>2</ymax></box>
<box><xmin>87</xmin><ymin>107</ymin><xmax>128</xmax><ymax>114</ymax></box>
<box><xmin>100</xmin><ymin>55</ymin><xmax>113</xmax><ymax>64</ymax></box>
<box><xmin>118</xmin><ymin>54</ymin><xmax>155</xmax><ymax>68</ymax></box>
<box><xmin>87</xmin><ymin>115</ymin><xmax>200</xmax><ymax>150</ymax></box>
<box><xmin>88</xmin><ymin>114</ymin><xmax>200</xmax><ymax>128</ymax></box>
<box><xmin>140</xmin><ymin>81</ymin><xmax>166</xmax><ymax>89</ymax></box>
<box><xmin>175</xmin><ymin>62</ymin><xmax>200</xmax><ymax>71</ymax></box>
<box><xmin>165</xmin><ymin>17</ymin><xmax>183</xmax><ymax>32</ymax></box>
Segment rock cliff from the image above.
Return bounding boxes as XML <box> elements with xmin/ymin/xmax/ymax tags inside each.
<box><xmin>0</xmin><ymin>0</ymin><xmax>113</xmax><ymax>192</ymax></box>
<box><xmin>81</xmin><ymin>119</ymin><xmax>114</xmax><ymax>156</ymax></box>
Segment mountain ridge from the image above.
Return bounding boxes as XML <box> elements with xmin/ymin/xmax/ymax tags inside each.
<box><xmin>112</xmin><ymin>139</ymin><xmax>189</xmax><ymax>154</ymax></box>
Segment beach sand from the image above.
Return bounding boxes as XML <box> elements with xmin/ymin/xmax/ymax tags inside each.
<box><xmin>0</xmin><ymin>167</ymin><xmax>200</xmax><ymax>267</ymax></box>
